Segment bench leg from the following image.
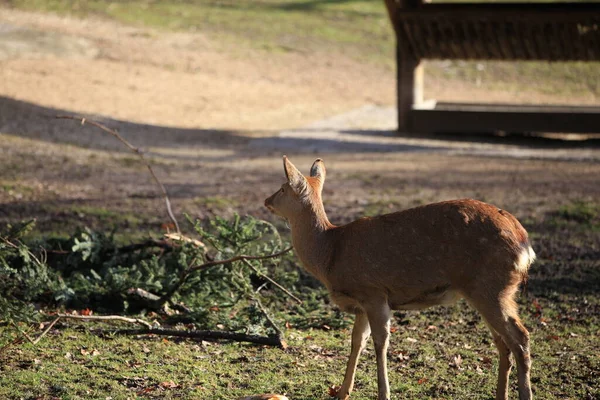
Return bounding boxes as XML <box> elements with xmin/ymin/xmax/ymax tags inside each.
<box><xmin>397</xmin><ymin>52</ymin><xmax>419</xmax><ymax>133</ymax></box>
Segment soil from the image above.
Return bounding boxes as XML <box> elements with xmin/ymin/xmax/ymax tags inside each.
<box><xmin>1</xmin><ymin>8</ymin><xmax>600</xmax><ymax>234</ymax></box>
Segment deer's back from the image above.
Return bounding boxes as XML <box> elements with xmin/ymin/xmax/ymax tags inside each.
<box><xmin>326</xmin><ymin>199</ymin><xmax>530</xmax><ymax>308</ymax></box>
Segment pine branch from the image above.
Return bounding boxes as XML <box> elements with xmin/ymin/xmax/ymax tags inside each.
<box><xmin>154</xmin><ymin>246</ymin><xmax>293</xmax><ymax>309</ymax></box>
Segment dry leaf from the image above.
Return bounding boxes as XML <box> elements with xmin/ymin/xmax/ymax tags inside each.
<box><xmin>418</xmin><ymin>377</ymin><xmax>428</xmax><ymax>385</ymax></box>
<box><xmin>328</xmin><ymin>385</ymin><xmax>341</xmax><ymax>397</ymax></box>
<box><xmin>405</xmin><ymin>337</ymin><xmax>418</xmax><ymax>343</ymax></box>
<box><xmin>237</xmin><ymin>395</ymin><xmax>289</xmax><ymax>400</ymax></box>
<box><xmin>481</xmin><ymin>356</ymin><xmax>493</xmax><ymax>365</ymax></box>
<box><xmin>159</xmin><ymin>381</ymin><xmax>178</xmax><ymax>389</ymax></box>
<box><xmin>450</xmin><ymin>354</ymin><xmax>463</xmax><ymax>369</ymax></box>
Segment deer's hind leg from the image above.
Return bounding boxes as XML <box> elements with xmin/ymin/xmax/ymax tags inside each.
<box><xmin>490</xmin><ymin>328</ymin><xmax>513</xmax><ymax>400</ymax></box>
<box><xmin>465</xmin><ymin>275</ymin><xmax>532</xmax><ymax>400</ymax></box>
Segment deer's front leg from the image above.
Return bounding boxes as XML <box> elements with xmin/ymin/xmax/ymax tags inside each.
<box><xmin>336</xmin><ymin>311</ymin><xmax>371</xmax><ymax>399</ymax></box>
<box><xmin>366</xmin><ymin>302</ymin><xmax>391</xmax><ymax>400</ymax></box>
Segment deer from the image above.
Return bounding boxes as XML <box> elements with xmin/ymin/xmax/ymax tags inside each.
<box><xmin>264</xmin><ymin>156</ymin><xmax>535</xmax><ymax>400</ymax></box>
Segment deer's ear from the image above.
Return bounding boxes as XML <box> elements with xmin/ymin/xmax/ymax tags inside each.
<box><xmin>283</xmin><ymin>155</ymin><xmax>307</xmax><ymax>194</ymax></box>
<box><xmin>310</xmin><ymin>158</ymin><xmax>326</xmax><ymax>185</ymax></box>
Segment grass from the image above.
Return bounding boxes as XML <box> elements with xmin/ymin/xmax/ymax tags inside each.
<box><xmin>1</xmin><ymin>295</ymin><xmax>598</xmax><ymax>399</ymax></box>
<box><xmin>194</xmin><ymin>196</ymin><xmax>239</xmax><ymax>212</ymax></box>
<box><xmin>1</xmin><ymin>206</ymin><xmax>599</xmax><ymax>400</ymax></box>
<box><xmin>5</xmin><ymin>0</ymin><xmax>394</xmax><ymax>63</ymax></box>
<box><xmin>20</xmin><ymin>203</ymin><xmax>158</xmax><ymax>244</ymax></box>
<box><xmin>545</xmin><ymin>200</ymin><xmax>600</xmax><ymax>232</ymax></box>
<box><xmin>557</xmin><ymin>201</ymin><xmax>600</xmax><ymax>226</ymax></box>
<box><xmin>425</xmin><ymin>60</ymin><xmax>600</xmax><ymax>100</ymax></box>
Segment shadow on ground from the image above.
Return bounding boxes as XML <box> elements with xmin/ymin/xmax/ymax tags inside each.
<box><xmin>3</xmin><ymin>96</ymin><xmax>600</xmax><ymax>159</ymax></box>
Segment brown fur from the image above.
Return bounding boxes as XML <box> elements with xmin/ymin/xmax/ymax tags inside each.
<box><xmin>265</xmin><ymin>157</ymin><xmax>535</xmax><ymax>400</ymax></box>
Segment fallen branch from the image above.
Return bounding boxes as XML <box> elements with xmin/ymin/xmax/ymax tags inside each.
<box><xmin>10</xmin><ymin>317</ymin><xmax>60</xmax><ymax>346</ymax></box>
<box><xmin>55</xmin><ymin>115</ymin><xmax>180</xmax><ymax>234</ymax></box>
<box><xmin>242</xmin><ymin>259</ymin><xmax>302</xmax><ymax>304</ymax></box>
<box><xmin>23</xmin><ymin>314</ymin><xmax>286</xmax><ymax>349</ymax></box>
<box><xmin>163</xmin><ymin>233</ymin><xmax>207</xmax><ymax>250</ymax></box>
<box><xmin>253</xmin><ymin>297</ymin><xmax>285</xmax><ymax>340</ymax></box>
<box><xmin>155</xmin><ymin>246</ymin><xmax>293</xmax><ymax>309</ymax></box>
<box><xmin>114</xmin><ymin>328</ymin><xmax>288</xmax><ymax>349</ymax></box>
<box><xmin>57</xmin><ymin>313</ymin><xmax>153</xmax><ymax>329</ymax></box>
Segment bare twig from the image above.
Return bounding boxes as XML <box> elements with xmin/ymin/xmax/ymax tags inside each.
<box><xmin>10</xmin><ymin>322</ymin><xmax>36</xmax><ymax>345</ymax></box>
<box><xmin>163</xmin><ymin>233</ymin><xmax>207</xmax><ymax>250</ymax></box>
<box><xmin>55</xmin><ymin>115</ymin><xmax>180</xmax><ymax>233</ymax></box>
<box><xmin>9</xmin><ymin>317</ymin><xmax>61</xmax><ymax>345</ymax></box>
<box><xmin>155</xmin><ymin>246</ymin><xmax>293</xmax><ymax>308</ymax></box>
<box><xmin>242</xmin><ymin>259</ymin><xmax>302</xmax><ymax>304</ymax></box>
<box><xmin>33</xmin><ymin>317</ymin><xmax>60</xmax><ymax>344</ymax></box>
<box><xmin>113</xmin><ymin>328</ymin><xmax>288</xmax><ymax>349</ymax></box>
<box><xmin>253</xmin><ymin>297</ymin><xmax>285</xmax><ymax>342</ymax></box>
<box><xmin>57</xmin><ymin>314</ymin><xmax>153</xmax><ymax>329</ymax></box>
<box><xmin>32</xmin><ymin>317</ymin><xmax>61</xmax><ymax>345</ymax></box>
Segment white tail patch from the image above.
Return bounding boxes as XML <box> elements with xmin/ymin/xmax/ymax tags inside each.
<box><xmin>515</xmin><ymin>245</ymin><xmax>536</xmax><ymax>273</ymax></box>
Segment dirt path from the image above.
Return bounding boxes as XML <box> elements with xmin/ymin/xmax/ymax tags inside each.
<box><xmin>0</xmin><ymin>9</ymin><xmax>394</xmax><ymax>131</ymax></box>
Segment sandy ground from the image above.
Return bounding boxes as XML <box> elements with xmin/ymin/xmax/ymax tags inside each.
<box><xmin>1</xmin><ymin>8</ymin><xmax>599</xmax><ymax>233</ymax></box>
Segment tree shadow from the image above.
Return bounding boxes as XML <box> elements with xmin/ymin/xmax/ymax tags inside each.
<box><xmin>2</xmin><ymin>95</ymin><xmax>600</xmax><ymax>161</ymax></box>
<box><xmin>0</xmin><ymin>96</ymin><xmax>445</xmax><ymax>156</ymax></box>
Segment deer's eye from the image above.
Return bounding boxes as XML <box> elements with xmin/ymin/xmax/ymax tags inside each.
<box><xmin>280</xmin><ymin>187</ymin><xmax>285</xmax><ymax>193</ymax></box>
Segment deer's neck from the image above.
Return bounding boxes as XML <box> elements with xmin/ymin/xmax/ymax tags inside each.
<box><xmin>289</xmin><ymin>204</ymin><xmax>335</xmax><ymax>284</ymax></box>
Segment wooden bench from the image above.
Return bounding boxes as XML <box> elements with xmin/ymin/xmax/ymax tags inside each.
<box><xmin>384</xmin><ymin>0</ymin><xmax>600</xmax><ymax>134</ymax></box>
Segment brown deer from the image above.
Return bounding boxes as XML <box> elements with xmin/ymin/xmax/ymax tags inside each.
<box><xmin>264</xmin><ymin>156</ymin><xmax>535</xmax><ymax>400</ymax></box>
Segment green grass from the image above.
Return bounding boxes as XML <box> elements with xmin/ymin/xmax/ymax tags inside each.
<box><xmin>425</xmin><ymin>60</ymin><xmax>600</xmax><ymax>99</ymax></box>
<box><xmin>1</xmin><ymin>204</ymin><xmax>599</xmax><ymax>400</ymax></box>
<box><xmin>1</xmin><ymin>290</ymin><xmax>598</xmax><ymax>399</ymax></box>
<box><xmin>5</xmin><ymin>0</ymin><xmax>394</xmax><ymax>62</ymax></box>
<box><xmin>544</xmin><ymin>200</ymin><xmax>600</xmax><ymax>232</ymax></box>
<box><xmin>557</xmin><ymin>200</ymin><xmax>600</xmax><ymax>226</ymax></box>
<box><xmin>194</xmin><ymin>196</ymin><xmax>239</xmax><ymax>212</ymax></box>
<box><xmin>21</xmin><ymin>203</ymin><xmax>158</xmax><ymax>244</ymax></box>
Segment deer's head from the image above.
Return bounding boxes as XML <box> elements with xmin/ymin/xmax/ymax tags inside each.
<box><xmin>264</xmin><ymin>156</ymin><xmax>327</xmax><ymax>223</ymax></box>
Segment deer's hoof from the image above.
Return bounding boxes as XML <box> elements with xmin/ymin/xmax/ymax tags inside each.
<box><xmin>328</xmin><ymin>385</ymin><xmax>350</xmax><ymax>399</ymax></box>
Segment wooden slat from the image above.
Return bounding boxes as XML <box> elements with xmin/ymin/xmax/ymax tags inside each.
<box><xmin>411</xmin><ymin>103</ymin><xmax>600</xmax><ymax>134</ymax></box>
<box><xmin>391</xmin><ymin>2</ymin><xmax>600</xmax><ymax>61</ymax></box>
